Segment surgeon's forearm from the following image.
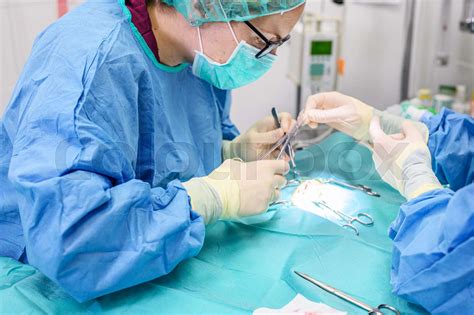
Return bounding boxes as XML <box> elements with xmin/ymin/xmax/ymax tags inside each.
<box><xmin>15</xmin><ymin>172</ymin><xmax>204</xmax><ymax>302</ymax></box>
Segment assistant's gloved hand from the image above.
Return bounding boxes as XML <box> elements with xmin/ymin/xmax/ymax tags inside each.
<box><xmin>304</xmin><ymin>92</ymin><xmax>373</xmax><ymax>140</ymax></box>
<box><xmin>223</xmin><ymin>113</ymin><xmax>295</xmax><ymax>161</ymax></box>
<box><xmin>304</xmin><ymin>92</ymin><xmax>428</xmax><ymax>143</ymax></box>
<box><xmin>369</xmin><ymin>117</ymin><xmax>442</xmax><ymax>200</ymax></box>
<box><xmin>183</xmin><ymin>159</ymin><xmax>289</xmax><ymax>224</ymax></box>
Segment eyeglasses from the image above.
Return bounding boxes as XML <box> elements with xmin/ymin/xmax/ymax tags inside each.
<box><xmin>244</xmin><ymin>21</ymin><xmax>291</xmax><ymax>59</ymax></box>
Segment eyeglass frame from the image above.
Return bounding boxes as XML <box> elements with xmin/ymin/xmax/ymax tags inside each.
<box><xmin>244</xmin><ymin>21</ymin><xmax>291</xmax><ymax>59</ymax></box>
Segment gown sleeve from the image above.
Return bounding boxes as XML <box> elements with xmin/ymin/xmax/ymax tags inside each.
<box><xmin>423</xmin><ymin>108</ymin><xmax>474</xmax><ymax>190</ymax></box>
<box><xmin>388</xmin><ymin>110</ymin><xmax>474</xmax><ymax>313</ymax></box>
<box><xmin>7</xmin><ymin>25</ymin><xmax>205</xmax><ymax>303</ymax></box>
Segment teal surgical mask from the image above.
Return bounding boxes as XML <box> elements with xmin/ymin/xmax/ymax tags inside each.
<box><xmin>192</xmin><ymin>22</ymin><xmax>276</xmax><ymax>90</ymax></box>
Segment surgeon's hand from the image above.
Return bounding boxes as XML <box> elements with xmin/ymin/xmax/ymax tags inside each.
<box><xmin>304</xmin><ymin>92</ymin><xmax>429</xmax><ymax>144</ymax></box>
<box><xmin>223</xmin><ymin>113</ymin><xmax>296</xmax><ymax>161</ymax></box>
<box><xmin>183</xmin><ymin>159</ymin><xmax>289</xmax><ymax>224</ymax></box>
<box><xmin>369</xmin><ymin>117</ymin><xmax>442</xmax><ymax>200</ymax></box>
<box><xmin>304</xmin><ymin>92</ymin><xmax>374</xmax><ymax>141</ymax></box>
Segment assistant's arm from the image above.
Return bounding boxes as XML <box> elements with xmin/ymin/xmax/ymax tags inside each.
<box><xmin>388</xmin><ymin>185</ymin><xmax>474</xmax><ymax>314</ymax></box>
<box><xmin>423</xmin><ymin>108</ymin><xmax>474</xmax><ymax>190</ymax></box>
<box><xmin>388</xmin><ymin>110</ymin><xmax>474</xmax><ymax>313</ymax></box>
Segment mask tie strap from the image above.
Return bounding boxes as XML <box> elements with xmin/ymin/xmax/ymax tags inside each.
<box><xmin>217</xmin><ymin>0</ymin><xmax>239</xmax><ymax>45</ymax></box>
<box><xmin>226</xmin><ymin>22</ymin><xmax>239</xmax><ymax>45</ymax></box>
<box><xmin>197</xmin><ymin>26</ymin><xmax>204</xmax><ymax>53</ymax></box>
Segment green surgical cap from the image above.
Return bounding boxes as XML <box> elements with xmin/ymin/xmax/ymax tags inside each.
<box><xmin>162</xmin><ymin>0</ymin><xmax>306</xmax><ymax>26</ymax></box>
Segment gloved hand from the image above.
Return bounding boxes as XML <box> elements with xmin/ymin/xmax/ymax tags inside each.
<box><xmin>223</xmin><ymin>113</ymin><xmax>295</xmax><ymax>161</ymax></box>
<box><xmin>183</xmin><ymin>159</ymin><xmax>289</xmax><ymax>224</ymax></box>
<box><xmin>304</xmin><ymin>92</ymin><xmax>428</xmax><ymax>143</ymax></box>
<box><xmin>304</xmin><ymin>92</ymin><xmax>374</xmax><ymax>141</ymax></box>
<box><xmin>369</xmin><ymin>116</ymin><xmax>442</xmax><ymax>200</ymax></box>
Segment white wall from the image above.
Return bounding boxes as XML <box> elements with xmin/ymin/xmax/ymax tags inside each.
<box><xmin>0</xmin><ymin>0</ymin><xmax>83</xmax><ymax>115</ymax></box>
<box><xmin>0</xmin><ymin>0</ymin><xmax>57</xmax><ymax>114</ymax></box>
<box><xmin>338</xmin><ymin>0</ymin><xmax>408</xmax><ymax>109</ymax></box>
<box><xmin>410</xmin><ymin>0</ymin><xmax>474</xmax><ymax>98</ymax></box>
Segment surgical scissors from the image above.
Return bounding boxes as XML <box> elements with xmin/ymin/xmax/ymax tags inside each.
<box><xmin>319</xmin><ymin>178</ymin><xmax>380</xmax><ymax>197</ymax></box>
<box><xmin>312</xmin><ymin>199</ymin><xmax>374</xmax><ymax>236</ymax></box>
<box><xmin>294</xmin><ymin>271</ymin><xmax>400</xmax><ymax>315</ymax></box>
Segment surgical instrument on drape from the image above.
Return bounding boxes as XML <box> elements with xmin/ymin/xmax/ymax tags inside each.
<box><xmin>294</xmin><ymin>271</ymin><xmax>401</xmax><ymax>315</ymax></box>
<box><xmin>312</xmin><ymin>199</ymin><xmax>374</xmax><ymax>236</ymax></box>
<box><xmin>319</xmin><ymin>178</ymin><xmax>381</xmax><ymax>197</ymax></box>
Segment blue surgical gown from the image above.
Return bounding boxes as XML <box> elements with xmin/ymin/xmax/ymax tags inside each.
<box><xmin>0</xmin><ymin>0</ymin><xmax>238</xmax><ymax>302</ymax></box>
<box><xmin>389</xmin><ymin>108</ymin><xmax>474</xmax><ymax>314</ymax></box>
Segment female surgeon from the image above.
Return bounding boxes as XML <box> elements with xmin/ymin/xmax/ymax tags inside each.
<box><xmin>0</xmin><ymin>0</ymin><xmax>306</xmax><ymax>302</ymax></box>
<box><xmin>304</xmin><ymin>92</ymin><xmax>474</xmax><ymax>314</ymax></box>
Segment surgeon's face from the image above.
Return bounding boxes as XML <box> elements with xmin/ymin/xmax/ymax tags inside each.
<box><xmin>197</xmin><ymin>3</ymin><xmax>305</xmax><ymax>64</ymax></box>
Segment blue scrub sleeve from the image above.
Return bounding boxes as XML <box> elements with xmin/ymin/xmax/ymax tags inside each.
<box><xmin>425</xmin><ymin>108</ymin><xmax>474</xmax><ymax>190</ymax></box>
<box><xmin>388</xmin><ymin>111</ymin><xmax>474</xmax><ymax>313</ymax></box>
<box><xmin>388</xmin><ymin>186</ymin><xmax>474</xmax><ymax>313</ymax></box>
<box><xmin>7</xmin><ymin>47</ymin><xmax>205</xmax><ymax>302</ymax></box>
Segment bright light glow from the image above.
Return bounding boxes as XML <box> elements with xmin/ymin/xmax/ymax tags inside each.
<box><xmin>291</xmin><ymin>179</ymin><xmax>354</xmax><ymax>224</ymax></box>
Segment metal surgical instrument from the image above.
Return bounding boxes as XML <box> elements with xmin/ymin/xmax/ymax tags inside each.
<box><xmin>319</xmin><ymin>178</ymin><xmax>381</xmax><ymax>197</ymax></box>
<box><xmin>294</xmin><ymin>271</ymin><xmax>401</xmax><ymax>315</ymax></box>
<box><xmin>271</xmin><ymin>107</ymin><xmax>282</xmax><ymax>129</ymax></box>
<box><xmin>269</xmin><ymin>200</ymin><xmax>292</xmax><ymax>207</ymax></box>
<box><xmin>271</xmin><ymin>107</ymin><xmax>293</xmax><ymax>161</ymax></box>
<box><xmin>258</xmin><ymin>110</ymin><xmax>304</xmax><ymax>169</ymax></box>
<box><xmin>312</xmin><ymin>199</ymin><xmax>374</xmax><ymax>236</ymax></box>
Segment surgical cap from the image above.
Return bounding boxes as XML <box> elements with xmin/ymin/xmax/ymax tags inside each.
<box><xmin>162</xmin><ymin>0</ymin><xmax>306</xmax><ymax>26</ymax></box>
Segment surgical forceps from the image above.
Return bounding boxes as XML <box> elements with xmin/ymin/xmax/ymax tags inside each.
<box><xmin>294</xmin><ymin>271</ymin><xmax>400</xmax><ymax>315</ymax></box>
<box><xmin>258</xmin><ymin>109</ymin><xmax>304</xmax><ymax>170</ymax></box>
<box><xmin>312</xmin><ymin>199</ymin><xmax>374</xmax><ymax>236</ymax></box>
<box><xmin>271</xmin><ymin>107</ymin><xmax>291</xmax><ymax>159</ymax></box>
<box><xmin>319</xmin><ymin>178</ymin><xmax>380</xmax><ymax>197</ymax></box>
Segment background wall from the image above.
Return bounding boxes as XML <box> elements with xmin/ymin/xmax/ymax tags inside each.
<box><xmin>1</xmin><ymin>0</ymin><xmax>56</xmax><ymax>112</ymax></box>
<box><xmin>1</xmin><ymin>0</ymin><xmax>473</xmax><ymax>132</ymax></box>
<box><xmin>0</xmin><ymin>0</ymin><xmax>82</xmax><ymax>114</ymax></box>
<box><xmin>337</xmin><ymin>0</ymin><xmax>408</xmax><ymax>109</ymax></box>
<box><xmin>409</xmin><ymin>0</ymin><xmax>474</xmax><ymax>98</ymax></box>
